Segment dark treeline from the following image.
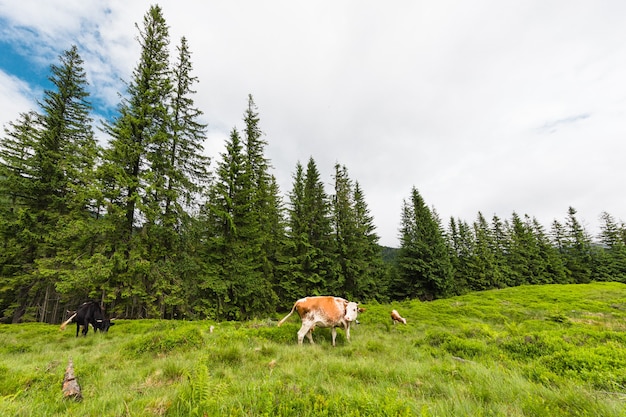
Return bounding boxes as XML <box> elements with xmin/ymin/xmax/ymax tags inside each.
<box><xmin>1</xmin><ymin>6</ymin><xmax>625</xmax><ymax>323</ymax></box>
<box><xmin>393</xmin><ymin>188</ymin><xmax>626</xmax><ymax>301</ymax></box>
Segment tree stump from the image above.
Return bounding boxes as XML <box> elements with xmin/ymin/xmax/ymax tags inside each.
<box><xmin>62</xmin><ymin>359</ymin><xmax>82</xmax><ymax>401</ymax></box>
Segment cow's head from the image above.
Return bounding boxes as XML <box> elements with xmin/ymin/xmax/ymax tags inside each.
<box><xmin>95</xmin><ymin>319</ymin><xmax>115</xmax><ymax>333</ymax></box>
<box><xmin>344</xmin><ymin>301</ymin><xmax>360</xmax><ymax>322</ymax></box>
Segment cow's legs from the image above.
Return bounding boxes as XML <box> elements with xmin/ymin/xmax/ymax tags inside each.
<box><xmin>297</xmin><ymin>322</ymin><xmax>314</xmax><ymax>345</ymax></box>
<box><xmin>331</xmin><ymin>328</ymin><xmax>337</xmax><ymax>346</ymax></box>
<box><xmin>81</xmin><ymin>316</ymin><xmax>91</xmax><ymax>336</ymax></box>
<box><xmin>345</xmin><ymin>323</ymin><xmax>351</xmax><ymax>341</ymax></box>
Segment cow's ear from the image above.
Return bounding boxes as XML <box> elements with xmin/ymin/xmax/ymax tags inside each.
<box><xmin>358</xmin><ymin>308</ymin><xmax>366</xmax><ymax>313</ymax></box>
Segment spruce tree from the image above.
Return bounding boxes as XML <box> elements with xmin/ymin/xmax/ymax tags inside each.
<box><xmin>36</xmin><ymin>45</ymin><xmax>98</xmax><ymax>216</ymax></box>
<box><xmin>530</xmin><ymin>217</ymin><xmax>567</xmax><ymax>284</ymax></box>
<box><xmin>146</xmin><ymin>35</ymin><xmax>210</xmax><ymax>318</ymax></box>
<box><xmin>264</xmin><ymin>175</ymin><xmax>289</xmax><ymax>300</ymax></box>
<box><xmin>506</xmin><ymin>213</ymin><xmax>565</xmax><ymax>286</ymax></box>
<box><xmin>241</xmin><ymin>94</ymin><xmax>282</xmax><ymax>311</ymax></box>
<box><xmin>0</xmin><ymin>112</ymin><xmax>41</xmax><ymax>321</ymax></box>
<box><xmin>303</xmin><ymin>158</ymin><xmax>337</xmax><ymax>294</ymax></box>
<box><xmin>469</xmin><ymin>212</ymin><xmax>502</xmax><ymax>290</ymax></box>
<box><xmin>597</xmin><ymin>212</ymin><xmax>626</xmax><ymax>282</ymax></box>
<box><xmin>490</xmin><ymin>215</ymin><xmax>511</xmax><ymax>286</ymax></box>
<box><xmin>199</xmin><ymin>94</ymin><xmax>285</xmax><ymax>319</ymax></box>
<box><xmin>0</xmin><ymin>46</ymin><xmax>99</xmax><ymax>322</ymax></box>
<box><xmin>396</xmin><ymin>187</ymin><xmax>453</xmax><ymax>300</ymax></box>
<box><xmin>100</xmin><ymin>5</ymin><xmax>173</xmax><ymax>316</ymax></box>
<box><xmin>560</xmin><ymin>207</ymin><xmax>594</xmax><ymax>283</ymax></box>
<box><xmin>352</xmin><ymin>181</ymin><xmax>387</xmax><ymax>301</ymax></box>
<box><xmin>447</xmin><ymin>217</ymin><xmax>473</xmax><ymax>294</ymax></box>
<box><xmin>201</xmin><ymin>128</ymin><xmax>252</xmax><ymax>319</ymax></box>
<box><xmin>506</xmin><ymin>213</ymin><xmax>538</xmax><ymax>286</ymax></box>
<box><xmin>0</xmin><ymin>111</ymin><xmax>40</xmax><ymax>241</ymax></box>
<box><xmin>332</xmin><ymin>163</ymin><xmax>355</xmax><ymax>295</ymax></box>
<box><xmin>36</xmin><ymin>46</ymin><xmax>100</xmax><ymax>309</ymax></box>
<box><xmin>200</xmin><ymin>126</ymin><xmax>276</xmax><ymax>320</ymax></box>
<box><xmin>331</xmin><ymin>164</ymin><xmax>383</xmax><ymax>300</ymax></box>
<box><xmin>284</xmin><ymin>158</ymin><xmax>335</xmax><ymax>301</ymax></box>
<box><xmin>281</xmin><ymin>162</ymin><xmax>307</xmax><ymax>303</ymax></box>
<box><xmin>102</xmin><ymin>4</ymin><xmax>171</xmax><ymax>239</ymax></box>
<box><xmin>165</xmin><ymin>36</ymin><xmax>210</xmax><ymax>235</ymax></box>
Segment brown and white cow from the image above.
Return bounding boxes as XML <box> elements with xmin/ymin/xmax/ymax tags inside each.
<box><xmin>278</xmin><ymin>296</ymin><xmax>362</xmax><ymax>346</ymax></box>
<box><xmin>391</xmin><ymin>309</ymin><xmax>407</xmax><ymax>325</ymax></box>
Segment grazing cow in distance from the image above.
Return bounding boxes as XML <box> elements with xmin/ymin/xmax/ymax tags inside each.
<box><xmin>278</xmin><ymin>296</ymin><xmax>363</xmax><ymax>346</ymax></box>
<box><xmin>60</xmin><ymin>301</ymin><xmax>114</xmax><ymax>337</ymax></box>
<box><xmin>391</xmin><ymin>309</ymin><xmax>407</xmax><ymax>325</ymax></box>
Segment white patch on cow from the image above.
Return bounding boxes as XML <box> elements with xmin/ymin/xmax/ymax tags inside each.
<box><xmin>344</xmin><ymin>302</ymin><xmax>359</xmax><ymax>322</ymax></box>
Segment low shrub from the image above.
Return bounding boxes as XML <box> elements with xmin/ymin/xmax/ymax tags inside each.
<box><xmin>499</xmin><ymin>333</ymin><xmax>565</xmax><ymax>359</ymax></box>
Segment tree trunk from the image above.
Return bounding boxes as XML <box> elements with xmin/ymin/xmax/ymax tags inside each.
<box><xmin>62</xmin><ymin>359</ymin><xmax>82</xmax><ymax>401</ymax></box>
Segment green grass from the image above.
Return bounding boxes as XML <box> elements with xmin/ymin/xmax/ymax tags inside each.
<box><xmin>1</xmin><ymin>282</ymin><xmax>625</xmax><ymax>416</ymax></box>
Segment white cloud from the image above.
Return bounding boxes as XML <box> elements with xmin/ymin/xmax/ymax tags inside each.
<box><xmin>0</xmin><ymin>71</ymin><xmax>36</xmax><ymax>127</ymax></box>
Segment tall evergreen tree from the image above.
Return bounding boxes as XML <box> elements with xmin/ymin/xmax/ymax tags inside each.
<box><xmin>36</xmin><ymin>46</ymin><xmax>100</xmax><ymax>312</ymax></box>
<box><xmin>530</xmin><ymin>217</ymin><xmax>567</xmax><ymax>284</ymax></box>
<box><xmin>490</xmin><ymin>215</ymin><xmax>511</xmax><ymax>286</ymax></box>
<box><xmin>0</xmin><ymin>112</ymin><xmax>41</xmax><ymax>321</ymax></box>
<box><xmin>469</xmin><ymin>212</ymin><xmax>502</xmax><ymax>290</ymax></box>
<box><xmin>145</xmin><ymin>35</ymin><xmax>210</xmax><ymax>318</ymax></box>
<box><xmin>241</xmin><ymin>94</ymin><xmax>283</xmax><ymax>309</ymax></box>
<box><xmin>201</xmin><ymin>128</ymin><xmax>253</xmax><ymax>319</ymax></box>
<box><xmin>0</xmin><ymin>111</ymin><xmax>40</xmax><ymax>241</ymax></box>
<box><xmin>596</xmin><ymin>212</ymin><xmax>626</xmax><ymax>282</ymax></box>
<box><xmin>560</xmin><ymin>207</ymin><xmax>594</xmax><ymax>283</ymax></box>
<box><xmin>447</xmin><ymin>217</ymin><xmax>473</xmax><ymax>294</ymax></box>
<box><xmin>164</xmin><ymin>36</ymin><xmax>210</xmax><ymax>236</ymax></box>
<box><xmin>331</xmin><ymin>163</ymin><xmax>355</xmax><ymax>295</ymax></box>
<box><xmin>200</xmin><ymin>126</ymin><xmax>276</xmax><ymax>320</ymax></box>
<box><xmin>0</xmin><ymin>46</ymin><xmax>99</xmax><ymax>322</ymax></box>
<box><xmin>506</xmin><ymin>213</ymin><xmax>567</xmax><ymax>286</ymax></box>
<box><xmin>263</xmin><ymin>175</ymin><xmax>289</xmax><ymax>299</ymax></box>
<box><xmin>331</xmin><ymin>164</ymin><xmax>383</xmax><ymax>300</ymax></box>
<box><xmin>506</xmin><ymin>213</ymin><xmax>542</xmax><ymax>286</ymax></box>
<box><xmin>100</xmin><ymin>5</ymin><xmax>173</xmax><ymax>316</ymax></box>
<box><xmin>351</xmin><ymin>181</ymin><xmax>387</xmax><ymax>301</ymax></box>
<box><xmin>281</xmin><ymin>161</ymin><xmax>307</xmax><ymax>303</ymax></box>
<box><xmin>36</xmin><ymin>46</ymin><xmax>98</xmax><ymax>216</ymax></box>
<box><xmin>283</xmin><ymin>158</ymin><xmax>335</xmax><ymax>302</ymax></box>
<box><xmin>395</xmin><ymin>187</ymin><xmax>453</xmax><ymax>300</ymax></box>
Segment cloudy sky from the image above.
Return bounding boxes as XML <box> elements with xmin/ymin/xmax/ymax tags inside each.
<box><xmin>1</xmin><ymin>1</ymin><xmax>625</xmax><ymax>247</ymax></box>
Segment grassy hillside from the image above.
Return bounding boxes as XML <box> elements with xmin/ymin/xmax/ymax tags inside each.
<box><xmin>1</xmin><ymin>283</ymin><xmax>625</xmax><ymax>416</ymax></box>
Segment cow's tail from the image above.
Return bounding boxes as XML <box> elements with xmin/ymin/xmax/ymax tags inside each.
<box><xmin>277</xmin><ymin>301</ymin><xmax>299</xmax><ymax>327</ymax></box>
<box><xmin>59</xmin><ymin>313</ymin><xmax>77</xmax><ymax>331</ymax></box>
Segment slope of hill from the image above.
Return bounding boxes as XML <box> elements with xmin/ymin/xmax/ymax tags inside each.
<box><xmin>0</xmin><ymin>282</ymin><xmax>624</xmax><ymax>416</ymax></box>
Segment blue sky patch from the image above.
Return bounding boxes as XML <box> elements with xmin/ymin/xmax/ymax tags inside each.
<box><xmin>0</xmin><ymin>39</ymin><xmax>52</xmax><ymax>92</ymax></box>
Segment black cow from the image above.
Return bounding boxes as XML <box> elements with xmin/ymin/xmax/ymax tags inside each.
<box><xmin>60</xmin><ymin>301</ymin><xmax>114</xmax><ymax>337</ymax></box>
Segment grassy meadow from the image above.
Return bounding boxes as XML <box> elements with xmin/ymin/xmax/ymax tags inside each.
<box><xmin>1</xmin><ymin>282</ymin><xmax>625</xmax><ymax>416</ymax></box>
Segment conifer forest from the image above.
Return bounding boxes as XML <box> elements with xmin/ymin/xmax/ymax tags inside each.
<box><xmin>1</xmin><ymin>5</ymin><xmax>625</xmax><ymax>324</ymax></box>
